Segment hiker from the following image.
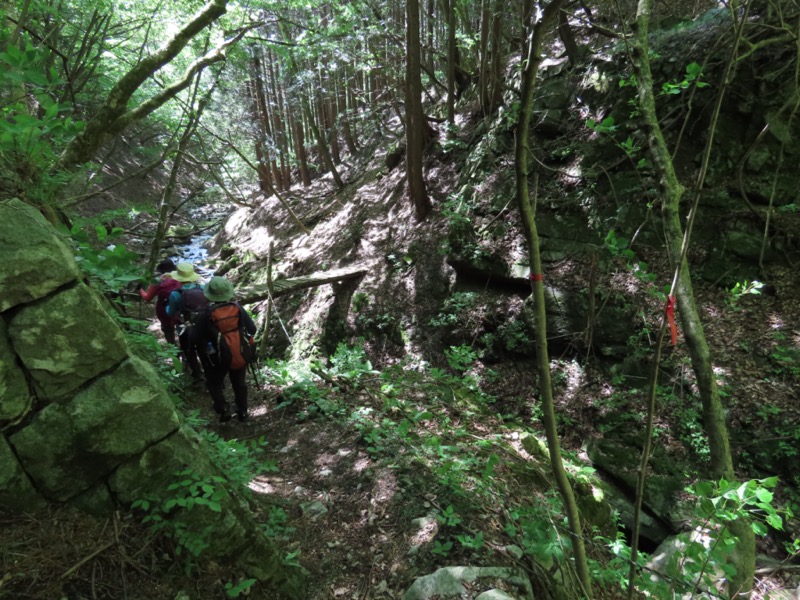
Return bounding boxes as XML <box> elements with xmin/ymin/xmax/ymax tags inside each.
<box><xmin>166</xmin><ymin>262</ymin><xmax>207</xmax><ymax>381</ymax></box>
<box><xmin>195</xmin><ymin>276</ymin><xmax>257</xmax><ymax>423</ymax></box>
<box><xmin>139</xmin><ymin>259</ymin><xmax>181</xmax><ymax>344</ymax></box>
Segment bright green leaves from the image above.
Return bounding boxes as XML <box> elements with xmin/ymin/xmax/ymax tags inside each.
<box><xmin>69</xmin><ymin>222</ymin><xmax>141</xmax><ymax>291</ymax></box>
<box><xmin>586</xmin><ymin>115</ymin><xmax>617</xmax><ymax>134</ymax></box>
<box><xmin>691</xmin><ymin>476</ymin><xmax>787</xmax><ymax>535</ymax></box>
<box><xmin>661</xmin><ymin>61</ymin><xmax>709</xmax><ymax>95</ymax></box>
<box><xmin>0</xmin><ymin>28</ymin><xmax>85</xmax><ymax>204</ymax></box>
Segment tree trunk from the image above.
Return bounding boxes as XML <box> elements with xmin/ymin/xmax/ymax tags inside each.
<box><xmin>147</xmin><ymin>80</ymin><xmax>209</xmax><ymax>275</ymax></box>
<box><xmin>288</xmin><ymin>102</ymin><xmax>311</xmax><ymax>187</ymax></box>
<box><xmin>478</xmin><ymin>0</ymin><xmax>491</xmax><ymax>113</ymax></box>
<box><xmin>631</xmin><ymin>0</ymin><xmax>754</xmax><ymax>595</ymax></box>
<box><xmin>341</xmin><ymin>76</ymin><xmax>359</xmax><ymax>155</ymax></box>
<box><xmin>487</xmin><ymin>0</ymin><xmax>504</xmax><ymax>113</ymax></box>
<box><xmin>514</xmin><ymin>0</ymin><xmax>592</xmax><ymax>596</ymax></box>
<box><xmin>406</xmin><ymin>0</ymin><xmax>432</xmax><ymax>221</ymax></box>
<box><xmin>245</xmin><ymin>78</ymin><xmax>272</xmax><ymax>194</ymax></box>
<box><xmin>446</xmin><ymin>0</ymin><xmax>456</xmax><ymax>124</ymax></box>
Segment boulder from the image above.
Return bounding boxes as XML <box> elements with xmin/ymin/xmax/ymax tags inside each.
<box><xmin>403</xmin><ymin>567</ymin><xmax>534</xmax><ymax>600</ymax></box>
<box><xmin>0</xmin><ymin>436</ymin><xmax>46</xmax><ymax>512</ymax></box>
<box><xmin>0</xmin><ymin>318</ymin><xmax>31</xmax><ymax>423</ymax></box>
<box><xmin>0</xmin><ymin>199</ymin><xmax>81</xmax><ymax>312</ymax></box>
<box><xmin>112</xmin><ymin>426</ymin><xmax>308</xmax><ymax>598</ymax></box>
<box><xmin>9</xmin><ymin>357</ymin><xmax>180</xmax><ymax>501</ymax></box>
<box><xmin>586</xmin><ymin>430</ymin><xmax>686</xmax><ymax>526</ymax></box>
<box><xmin>8</xmin><ymin>283</ymin><xmax>128</xmax><ymax>400</ymax></box>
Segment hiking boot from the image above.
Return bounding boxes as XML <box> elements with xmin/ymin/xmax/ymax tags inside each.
<box><xmin>220</xmin><ymin>408</ymin><xmax>232</xmax><ymax>423</ymax></box>
<box><xmin>237</xmin><ymin>410</ymin><xmax>248</xmax><ymax>422</ymax></box>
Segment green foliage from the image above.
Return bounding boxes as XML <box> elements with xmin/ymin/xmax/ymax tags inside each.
<box><xmin>431</xmin><ymin>539</ymin><xmax>454</xmax><ymax>556</ymax></box>
<box><xmin>435</xmin><ymin>505</ymin><xmax>463</xmax><ymax>527</ymax></box>
<box><xmin>130</xmin><ymin>432</ymin><xmax>276</xmax><ymax>575</ymax></box>
<box><xmin>198</xmin><ymin>431</ymin><xmax>278</xmax><ymax>489</ymax></box>
<box><xmin>262</xmin><ymin>506</ymin><xmax>295</xmax><ymax>541</ymax></box>
<box><xmin>455</xmin><ymin>531</ymin><xmax>484</xmax><ymax>551</ymax></box>
<box><xmin>604</xmin><ymin>230</ymin><xmax>662</xmax><ymax>297</ymax></box>
<box><xmin>352</xmin><ymin>292</ymin><xmax>370</xmax><ymax>313</ymax></box>
<box><xmin>223</xmin><ymin>578</ymin><xmax>257</xmax><ymax>598</ymax></box>
<box><xmin>327</xmin><ymin>341</ymin><xmax>379</xmax><ymax>384</ymax></box>
<box><xmin>586</xmin><ymin>115</ymin><xmax>618</xmax><ymax>134</ymax></box>
<box><xmin>768</xmin><ymin>331</ymin><xmax>800</xmax><ymax>381</ymax></box>
<box><xmin>661</xmin><ymin>62</ymin><xmax>709</xmax><ymax>95</ymax></box>
<box><xmin>131</xmin><ymin>468</ymin><xmax>227</xmax><ymax>574</ymax></box>
<box><xmin>69</xmin><ymin>223</ymin><xmax>141</xmax><ymax>291</ymax></box>
<box><xmin>430</xmin><ymin>292</ymin><xmax>478</xmax><ymax>327</ymax></box>
<box><xmin>0</xmin><ymin>28</ymin><xmax>84</xmax><ymax>205</ymax></box>
<box><xmin>444</xmin><ymin>345</ymin><xmax>478</xmax><ymax>374</ymax></box>
<box><xmin>504</xmin><ymin>497</ymin><xmax>567</xmax><ymax>563</ymax></box>
<box><xmin>386</xmin><ymin>252</ymin><xmax>414</xmax><ymax>272</ymax></box>
<box><xmin>495</xmin><ymin>319</ymin><xmax>532</xmax><ymax>353</ymax></box>
<box><xmin>726</xmin><ymin>280</ymin><xmax>764</xmax><ymax>309</ymax></box>
<box><xmin>441</xmin><ymin>123</ymin><xmax>467</xmax><ymax>154</ymax></box>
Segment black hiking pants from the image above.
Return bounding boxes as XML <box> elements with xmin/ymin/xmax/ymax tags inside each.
<box><xmin>178</xmin><ymin>325</ymin><xmax>203</xmax><ymax>380</ymax></box>
<box><xmin>200</xmin><ymin>353</ymin><xmax>247</xmax><ymax>416</ymax></box>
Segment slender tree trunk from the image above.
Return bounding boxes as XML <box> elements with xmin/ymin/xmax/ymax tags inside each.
<box><xmin>288</xmin><ymin>102</ymin><xmax>311</xmax><ymax>187</ymax></box>
<box><xmin>147</xmin><ymin>80</ymin><xmax>209</xmax><ymax>274</ymax></box>
<box><xmin>267</xmin><ymin>50</ymin><xmax>290</xmax><ymax>190</ymax></box>
<box><xmin>514</xmin><ymin>0</ymin><xmax>592</xmax><ymax>596</ymax></box>
<box><xmin>246</xmin><ymin>73</ymin><xmax>274</xmax><ymax>194</ymax></box>
<box><xmin>278</xmin><ymin>22</ymin><xmax>343</xmax><ymax>188</ymax></box>
<box><xmin>487</xmin><ymin>0</ymin><xmax>504</xmax><ymax>113</ymax></box>
<box><xmin>341</xmin><ymin>76</ymin><xmax>358</xmax><ymax>154</ymax></box>
<box><xmin>406</xmin><ymin>0</ymin><xmax>433</xmax><ymax>221</ymax></box>
<box><xmin>478</xmin><ymin>0</ymin><xmax>491</xmax><ymax>113</ymax></box>
<box><xmin>304</xmin><ymin>96</ymin><xmax>344</xmax><ymax>187</ymax></box>
<box><xmin>446</xmin><ymin>0</ymin><xmax>456</xmax><ymax>124</ymax></box>
<box><xmin>631</xmin><ymin>0</ymin><xmax>754</xmax><ymax>596</ymax></box>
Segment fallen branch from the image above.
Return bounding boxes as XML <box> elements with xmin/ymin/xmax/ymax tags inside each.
<box><xmin>61</xmin><ymin>540</ymin><xmax>116</xmax><ymax>578</ymax></box>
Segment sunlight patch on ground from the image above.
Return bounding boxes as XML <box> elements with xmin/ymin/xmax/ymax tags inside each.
<box><xmin>558</xmin><ymin>359</ymin><xmax>584</xmax><ymax>404</ymax></box>
<box><xmin>245</xmin><ymin>225</ymin><xmax>272</xmax><ymax>256</ymax></box>
<box><xmin>250</xmin><ymin>405</ymin><xmax>269</xmax><ymax>418</ymax></box>
<box><xmin>314</xmin><ymin>451</ymin><xmax>344</xmax><ymax>470</ymax></box>
<box><xmin>769</xmin><ymin>314</ymin><xmax>784</xmax><ymax>329</ymax></box>
<box><xmin>409</xmin><ymin>515</ymin><xmax>439</xmax><ymax>546</ymax></box>
<box><xmin>370</xmin><ymin>468</ymin><xmax>398</xmax><ymax>506</ymax></box>
<box><xmin>353</xmin><ymin>454</ymin><xmax>371</xmax><ymax>472</ymax></box>
<box><xmin>248</xmin><ymin>476</ymin><xmax>275</xmax><ymax>495</ymax></box>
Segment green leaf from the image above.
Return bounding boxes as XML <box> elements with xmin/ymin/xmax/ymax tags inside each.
<box><xmin>766</xmin><ymin>514</ymin><xmax>783</xmax><ymax>530</ymax></box>
<box><xmin>755</xmin><ymin>487</ymin><xmax>773</xmax><ymax>503</ymax></box>
<box><xmin>752</xmin><ymin>521</ymin><xmax>767</xmax><ymax>535</ymax></box>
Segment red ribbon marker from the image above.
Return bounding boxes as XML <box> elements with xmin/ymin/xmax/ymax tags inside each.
<box><xmin>530</xmin><ymin>273</ymin><xmax>543</xmax><ymax>282</ymax></box>
<box><xmin>666</xmin><ymin>295</ymin><xmax>678</xmax><ymax>346</ymax></box>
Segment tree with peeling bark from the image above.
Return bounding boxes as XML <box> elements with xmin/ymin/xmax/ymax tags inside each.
<box><xmin>514</xmin><ymin>0</ymin><xmax>592</xmax><ymax>596</ymax></box>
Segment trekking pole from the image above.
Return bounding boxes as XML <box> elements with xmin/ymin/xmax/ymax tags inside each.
<box><xmin>248</xmin><ymin>361</ymin><xmax>261</xmax><ymax>389</ymax></box>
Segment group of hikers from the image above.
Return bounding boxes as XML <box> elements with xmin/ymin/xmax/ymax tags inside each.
<box><xmin>139</xmin><ymin>259</ymin><xmax>257</xmax><ymax>423</ymax></box>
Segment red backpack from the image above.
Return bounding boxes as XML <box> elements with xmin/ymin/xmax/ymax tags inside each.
<box><xmin>209</xmin><ymin>303</ymin><xmax>257</xmax><ymax>369</ymax></box>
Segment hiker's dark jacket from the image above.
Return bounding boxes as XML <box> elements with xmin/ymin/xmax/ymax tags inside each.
<box><xmin>166</xmin><ymin>283</ymin><xmax>203</xmax><ymax>320</ymax></box>
<box><xmin>194</xmin><ymin>302</ymin><xmax>256</xmax><ymax>358</ymax></box>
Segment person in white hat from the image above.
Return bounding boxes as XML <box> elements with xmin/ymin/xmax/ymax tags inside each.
<box><xmin>165</xmin><ymin>262</ymin><xmax>206</xmax><ymax>381</ymax></box>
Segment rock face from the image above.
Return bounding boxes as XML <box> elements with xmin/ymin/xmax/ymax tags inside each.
<box><xmin>0</xmin><ymin>198</ymin><xmax>305</xmax><ymax>596</ymax></box>
<box><xmin>403</xmin><ymin>566</ymin><xmax>535</xmax><ymax>600</ymax></box>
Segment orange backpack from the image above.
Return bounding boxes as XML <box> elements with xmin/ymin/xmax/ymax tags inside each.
<box><xmin>208</xmin><ymin>303</ymin><xmax>256</xmax><ymax>369</ymax></box>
